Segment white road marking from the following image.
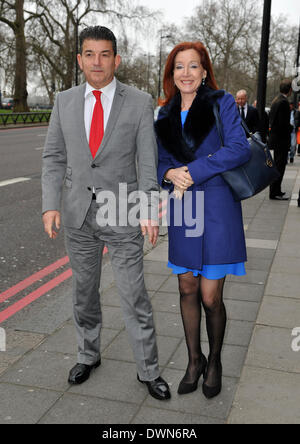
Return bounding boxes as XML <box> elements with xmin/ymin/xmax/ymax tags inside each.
<box><xmin>0</xmin><ymin>177</ymin><xmax>31</xmax><ymax>187</ymax></box>
<box><xmin>35</xmin><ymin>147</ymin><xmax>44</xmax><ymax>150</ymax></box>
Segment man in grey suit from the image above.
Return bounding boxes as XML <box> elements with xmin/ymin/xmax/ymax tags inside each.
<box><xmin>42</xmin><ymin>26</ymin><xmax>170</xmax><ymax>401</ymax></box>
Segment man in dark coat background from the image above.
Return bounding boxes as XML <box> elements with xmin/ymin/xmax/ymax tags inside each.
<box><xmin>269</xmin><ymin>79</ymin><xmax>293</xmax><ymax>200</ymax></box>
<box><xmin>236</xmin><ymin>89</ymin><xmax>260</xmax><ymax>137</ymax></box>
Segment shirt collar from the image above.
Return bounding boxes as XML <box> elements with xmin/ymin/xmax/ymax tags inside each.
<box><xmin>240</xmin><ymin>103</ymin><xmax>248</xmax><ymax>110</ymax></box>
<box><xmin>85</xmin><ymin>77</ymin><xmax>116</xmax><ymax>101</ymax></box>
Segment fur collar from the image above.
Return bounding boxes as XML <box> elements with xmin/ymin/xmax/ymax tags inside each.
<box><xmin>155</xmin><ymin>86</ymin><xmax>225</xmax><ymax>163</ymax></box>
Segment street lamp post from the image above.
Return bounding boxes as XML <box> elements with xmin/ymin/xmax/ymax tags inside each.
<box><xmin>296</xmin><ymin>20</ymin><xmax>300</xmax><ymax>70</ymax></box>
<box><xmin>157</xmin><ymin>32</ymin><xmax>171</xmax><ymax>100</ymax></box>
<box><xmin>294</xmin><ymin>20</ymin><xmax>300</xmax><ymax>105</ymax></box>
<box><xmin>75</xmin><ymin>6</ymin><xmax>79</xmax><ymax>86</ymax></box>
<box><xmin>256</xmin><ymin>0</ymin><xmax>272</xmax><ymax>123</ymax></box>
<box><xmin>143</xmin><ymin>54</ymin><xmax>155</xmax><ymax>94</ymax></box>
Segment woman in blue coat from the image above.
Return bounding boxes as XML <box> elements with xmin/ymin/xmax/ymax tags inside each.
<box><xmin>155</xmin><ymin>42</ymin><xmax>251</xmax><ymax>399</ymax></box>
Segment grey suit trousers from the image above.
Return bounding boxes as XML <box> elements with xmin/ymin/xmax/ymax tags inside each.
<box><xmin>64</xmin><ymin>200</ymin><xmax>160</xmax><ymax>381</ymax></box>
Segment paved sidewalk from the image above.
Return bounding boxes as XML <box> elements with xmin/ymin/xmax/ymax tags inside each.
<box><xmin>0</xmin><ymin>159</ymin><xmax>300</xmax><ymax>424</ymax></box>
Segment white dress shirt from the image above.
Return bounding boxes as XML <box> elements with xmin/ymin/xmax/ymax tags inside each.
<box><xmin>84</xmin><ymin>78</ymin><xmax>116</xmax><ymax>193</ymax></box>
<box><xmin>84</xmin><ymin>77</ymin><xmax>116</xmax><ymax>143</ymax></box>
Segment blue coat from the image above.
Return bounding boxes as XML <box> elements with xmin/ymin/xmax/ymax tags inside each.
<box><xmin>155</xmin><ymin>87</ymin><xmax>251</xmax><ymax>270</ymax></box>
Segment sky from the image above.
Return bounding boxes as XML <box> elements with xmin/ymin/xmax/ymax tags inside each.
<box><xmin>136</xmin><ymin>0</ymin><xmax>300</xmax><ymax>54</ymax></box>
<box><xmin>24</xmin><ymin>0</ymin><xmax>300</xmax><ymax>95</ymax></box>
<box><xmin>139</xmin><ymin>0</ymin><xmax>300</xmax><ymax>26</ymax></box>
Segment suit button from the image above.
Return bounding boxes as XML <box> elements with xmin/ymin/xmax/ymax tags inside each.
<box><xmin>87</xmin><ymin>187</ymin><xmax>92</xmax><ymax>191</ymax></box>
<box><xmin>91</xmin><ymin>164</ymin><xmax>96</xmax><ymax>168</ymax></box>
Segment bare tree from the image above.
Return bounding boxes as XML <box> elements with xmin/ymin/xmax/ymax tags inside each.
<box><xmin>27</xmin><ymin>0</ymin><xmax>157</xmax><ymax>92</ymax></box>
<box><xmin>268</xmin><ymin>17</ymin><xmax>297</xmax><ymax>78</ymax></box>
<box><xmin>183</xmin><ymin>0</ymin><xmax>297</xmax><ymax>106</ymax></box>
<box><xmin>0</xmin><ymin>27</ymin><xmax>15</xmax><ymax>98</ymax></box>
<box><xmin>184</xmin><ymin>0</ymin><xmax>260</xmax><ymax>94</ymax></box>
<box><xmin>0</xmin><ymin>0</ymin><xmax>31</xmax><ymax>110</ymax></box>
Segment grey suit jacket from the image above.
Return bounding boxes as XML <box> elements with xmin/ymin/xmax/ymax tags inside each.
<box><xmin>42</xmin><ymin>80</ymin><xmax>159</xmax><ymax>231</ymax></box>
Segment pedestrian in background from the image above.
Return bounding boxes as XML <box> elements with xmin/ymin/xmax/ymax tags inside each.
<box><xmin>289</xmin><ymin>102</ymin><xmax>297</xmax><ymax>164</ymax></box>
<box><xmin>236</xmin><ymin>89</ymin><xmax>260</xmax><ymax>138</ymax></box>
<box><xmin>269</xmin><ymin>79</ymin><xmax>293</xmax><ymax>200</ymax></box>
<box><xmin>155</xmin><ymin>41</ymin><xmax>251</xmax><ymax>399</ymax></box>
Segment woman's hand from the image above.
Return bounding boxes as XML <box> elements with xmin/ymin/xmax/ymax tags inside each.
<box><xmin>165</xmin><ymin>166</ymin><xmax>194</xmax><ymax>191</ymax></box>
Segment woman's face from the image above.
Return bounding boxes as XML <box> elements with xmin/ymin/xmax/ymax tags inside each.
<box><xmin>173</xmin><ymin>49</ymin><xmax>207</xmax><ymax>96</ymax></box>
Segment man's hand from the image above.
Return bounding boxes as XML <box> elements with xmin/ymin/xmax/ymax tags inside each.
<box><xmin>42</xmin><ymin>210</ymin><xmax>61</xmax><ymax>239</ymax></box>
<box><xmin>165</xmin><ymin>166</ymin><xmax>194</xmax><ymax>191</ymax></box>
<box><xmin>140</xmin><ymin>219</ymin><xmax>159</xmax><ymax>246</ymax></box>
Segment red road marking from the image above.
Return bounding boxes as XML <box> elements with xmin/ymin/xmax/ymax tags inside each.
<box><xmin>0</xmin><ymin>270</ymin><xmax>72</xmax><ymax>323</ymax></box>
<box><xmin>0</xmin><ymin>247</ymin><xmax>109</xmax><ymax>304</ymax></box>
<box><xmin>0</xmin><ymin>256</ymin><xmax>70</xmax><ymax>303</ymax></box>
<box><xmin>0</xmin><ymin>247</ymin><xmax>109</xmax><ymax>322</ymax></box>
<box><xmin>0</xmin><ymin>204</ymin><xmax>165</xmax><ymax>322</ymax></box>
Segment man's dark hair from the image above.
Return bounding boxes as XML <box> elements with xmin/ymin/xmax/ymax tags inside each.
<box><xmin>279</xmin><ymin>79</ymin><xmax>292</xmax><ymax>95</ymax></box>
<box><xmin>79</xmin><ymin>26</ymin><xmax>117</xmax><ymax>55</ymax></box>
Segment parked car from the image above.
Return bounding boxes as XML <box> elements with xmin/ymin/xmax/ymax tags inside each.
<box><xmin>34</xmin><ymin>103</ymin><xmax>53</xmax><ymax>110</ymax></box>
<box><xmin>1</xmin><ymin>97</ymin><xmax>14</xmax><ymax>110</ymax></box>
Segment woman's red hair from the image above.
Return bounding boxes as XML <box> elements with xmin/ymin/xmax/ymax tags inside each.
<box><xmin>158</xmin><ymin>41</ymin><xmax>218</xmax><ymax>106</ymax></box>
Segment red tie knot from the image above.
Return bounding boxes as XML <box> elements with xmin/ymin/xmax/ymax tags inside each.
<box><xmin>93</xmin><ymin>90</ymin><xmax>102</xmax><ymax>101</ymax></box>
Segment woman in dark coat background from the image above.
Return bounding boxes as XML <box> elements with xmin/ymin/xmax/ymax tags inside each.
<box><xmin>155</xmin><ymin>42</ymin><xmax>251</xmax><ymax>399</ymax></box>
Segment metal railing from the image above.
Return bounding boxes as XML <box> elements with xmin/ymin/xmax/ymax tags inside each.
<box><xmin>0</xmin><ymin>111</ymin><xmax>52</xmax><ymax>126</ymax></box>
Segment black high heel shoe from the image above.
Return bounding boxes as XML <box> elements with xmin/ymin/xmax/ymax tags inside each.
<box><xmin>202</xmin><ymin>360</ymin><xmax>222</xmax><ymax>399</ymax></box>
<box><xmin>177</xmin><ymin>354</ymin><xmax>207</xmax><ymax>395</ymax></box>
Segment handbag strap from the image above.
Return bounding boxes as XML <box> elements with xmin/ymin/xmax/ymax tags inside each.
<box><xmin>213</xmin><ymin>102</ymin><xmax>224</xmax><ymax>146</ymax></box>
<box><xmin>213</xmin><ymin>102</ymin><xmax>256</xmax><ymax>145</ymax></box>
<box><xmin>240</xmin><ymin>118</ymin><xmax>253</xmax><ymax>137</ymax></box>
<box><xmin>213</xmin><ymin>102</ymin><xmax>275</xmax><ymax>169</ymax></box>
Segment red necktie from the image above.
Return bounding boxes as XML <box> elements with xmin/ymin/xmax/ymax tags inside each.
<box><xmin>89</xmin><ymin>90</ymin><xmax>104</xmax><ymax>158</ymax></box>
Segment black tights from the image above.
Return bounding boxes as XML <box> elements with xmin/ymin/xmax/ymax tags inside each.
<box><xmin>178</xmin><ymin>272</ymin><xmax>226</xmax><ymax>387</ymax></box>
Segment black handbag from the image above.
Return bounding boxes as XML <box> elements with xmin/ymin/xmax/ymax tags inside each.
<box><xmin>213</xmin><ymin>103</ymin><xmax>280</xmax><ymax>201</ymax></box>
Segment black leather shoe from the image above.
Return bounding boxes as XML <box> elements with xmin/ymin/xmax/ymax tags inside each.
<box><xmin>137</xmin><ymin>374</ymin><xmax>171</xmax><ymax>400</ymax></box>
<box><xmin>68</xmin><ymin>360</ymin><xmax>101</xmax><ymax>385</ymax></box>
<box><xmin>178</xmin><ymin>354</ymin><xmax>207</xmax><ymax>395</ymax></box>
<box><xmin>269</xmin><ymin>195</ymin><xmax>289</xmax><ymax>201</ymax></box>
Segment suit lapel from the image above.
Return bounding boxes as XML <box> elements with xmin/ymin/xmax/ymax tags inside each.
<box><xmin>94</xmin><ymin>80</ymin><xmax>127</xmax><ymax>160</ymax></box>
<box><xmin>75</xmin><ymin>83</ymin><xmax>94</xmax><ymax>161</ymax></box>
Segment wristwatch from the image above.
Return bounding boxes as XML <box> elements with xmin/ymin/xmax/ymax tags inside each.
<box><xmin>163</xmin><ymin>169</ymin><xmax>172</xmax><ymax>184</ymax></box>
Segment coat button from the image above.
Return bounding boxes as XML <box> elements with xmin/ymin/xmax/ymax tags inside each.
<box><xmin>91</xmin><ymin>164</ymin><xmax>96</xmax><ymax>168</ymax></box>
<box><xmin>87</xmin><ymin>187</ymin><xmax>92</xmax><ymax>191</ymax></box>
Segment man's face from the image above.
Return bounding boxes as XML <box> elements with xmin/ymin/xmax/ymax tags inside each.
<box><xmin>77</xmin><ymin>39</ymin><xmax>121</xmax><ymax>89</ymax></box>
<box><xmin>236</xmin><ymin>92</ymin><xmax>247</xmax><ymax>107</ymax></box>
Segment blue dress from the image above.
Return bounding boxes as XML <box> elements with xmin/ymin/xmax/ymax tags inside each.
<box><xmin>167</xmin><ymin>110</ymin><xmax>246</xmax><ymax>280</ymax></box>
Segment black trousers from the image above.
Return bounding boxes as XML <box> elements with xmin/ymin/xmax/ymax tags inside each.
<box><xmin>269</xmin><ymin>146</ymin><xmax>289</xmax><ymax>197</ymax></box>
